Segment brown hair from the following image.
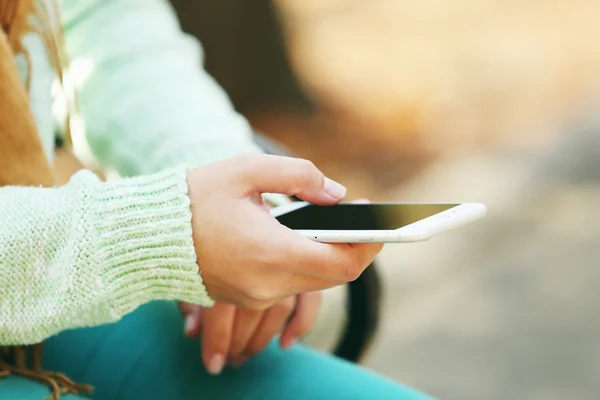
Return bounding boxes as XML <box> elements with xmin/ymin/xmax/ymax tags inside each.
<box><xmin>0</xmin><ymin>0</ymin><xmax>34</xmax><ymax>53</ymax></box>
<box><xmin>1</xmin><ymin>0</ymin><xmax>68</xmax><ymax>87</ymax></box>
<box><xmin>0</xmin><ymin>0</ymin><xmax>54</xmax><ymax>187</ymax></box>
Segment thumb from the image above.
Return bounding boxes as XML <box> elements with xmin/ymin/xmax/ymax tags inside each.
<box><xmin>238</xmin><ymin>155</ymin><xmax>346</xmax><ymax>205</ymax></box>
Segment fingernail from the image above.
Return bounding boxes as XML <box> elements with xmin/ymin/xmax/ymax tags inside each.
<box><xmin>207</xmin><ymin>354</ymin><xmax>225</xmax><ymax>375</ymax></box>
<box><xmin>231</xmin><ymin>357</ymin><xmax>248</xmax><ymax>367</ymax></box>
<box><xmin>184</xmin><ymin>315</ymin><xmax>196</xmax><ymax>337</ymax></box>
<box><xmin>324</xmin><ymin>177</ymin><xmax>347</xmax><ymax>200</ymax></box>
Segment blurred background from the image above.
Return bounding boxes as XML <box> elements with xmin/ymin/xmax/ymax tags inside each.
<box><xmin>171</xmin><ymin>1</ymin><xmax>600</xmax><ymax>399</ymax></box>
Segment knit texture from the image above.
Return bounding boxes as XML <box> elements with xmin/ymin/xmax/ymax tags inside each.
<box><xmin>0</xmin><ymin>167</ymin><xmax>210</xmax><ymax>345</ymax></box>
<box><xmin>0</xmin><ymin>0</ymin><xmax>294</xmax><ymax>346</ymax></box>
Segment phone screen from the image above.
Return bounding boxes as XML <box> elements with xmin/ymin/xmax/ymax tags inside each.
<box><xmin>276</xmin><ymin>203</ymin><xmax>459</xmax><ymax>231</ymax></box>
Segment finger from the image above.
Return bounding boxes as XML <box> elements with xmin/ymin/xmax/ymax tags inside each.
<box><xmin>179</xmin><ymin>302</ymin><xmax>204</xmax><ymax>338</ymax></box>
<box><xmin>179</xmin><ymin>301</ymin><xmax>197</xmax><ymax>315</ymax></box>
<box><xmin>280</xmin><ymin>292</ymin><xmax>322</xmax><ymax>349</ymax></box>
<box><xmin>238</xmin><ymin>258</ymin><xmax>375</xmax><ymax>309</ymax></box>
<box><xmin>283</xmin><ymin>274</ymin><xmax>346</xmax><ymax>297</ymax></box>
<box><xmin>287</xmin><ymin>239</ymin><xmax>384</xmax><ymax>283</ymax></box>
<box><xmin>244</xmin><ymin>296</ymin><xmax>297</xmax><ymax>359</ymax></box>
<box><xmin>228</xmin><ymin>308</ymin><xmax>264</xmax><ymax>363</ymax></box>
<box><xmin>235</xmin><ymin>154</ymin><xmax>346</xmax><ymax>204</ymax></box>
<box><xmin>349</xmin><ymin>242</ymin><xmax>385</xmax><ymax>278</ymax></box>
<box><xmin>201</xmin><ymin>303</ymin><xmax>236</xmax><ymax>375</ymax></box>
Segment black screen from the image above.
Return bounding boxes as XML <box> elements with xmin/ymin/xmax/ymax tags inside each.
<box><xmin>276</xmin><ymin>204</ymin><xmax>458</xmax><ymax>231</ymax></box>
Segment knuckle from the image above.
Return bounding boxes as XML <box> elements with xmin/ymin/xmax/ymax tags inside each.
<box><xmin>297</xmin><ymin>158</ymin><xmax>316</xmax><ymax>171</ymax></box>
<box><xmin>235</xmin><ymin>154</ymin><xmax>263</xmax><ymax>174</ymax></box>
<box><xmin>294</xmin><ymin>159</ymin><xmax>320</xmax><ymax>188</ymax></box>
<box><xmin>246</xmin><ymin>285</ymin><xmax>275</xmax><ymax>303</ymax></box>
<box><xmin>242</xmin><ymin>296</ymin><xmax>274</xmax><ymax>311</ymax></box>
<box><xmin>260</xmin><ymin>246</ymin><xmax>286</xmax><ymax>268</ymax></box>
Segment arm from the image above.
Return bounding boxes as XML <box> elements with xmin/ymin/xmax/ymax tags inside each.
<box><xmin>0</xmin><ymin>168</ymin><xmax>211</xmax><ymax>345</ymax></box>
<box><xmin>60</xmin><ymin>0</ymin><xmax>264</xmax><ymax>176</ymax></box>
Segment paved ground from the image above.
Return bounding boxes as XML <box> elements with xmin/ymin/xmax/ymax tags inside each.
<box><xmin>306</xmin><ymin>121</ymin><xmax>600</xmax><ymax>399</ymax></box>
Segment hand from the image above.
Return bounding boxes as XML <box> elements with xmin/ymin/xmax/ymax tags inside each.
<box><xmin>187</xmin><ymin>154</ymin><xmax>383</xmax><ymax>309</ymax></box>
<box><xmin>180</xmin><ymin>292</ymin><xmax>322</xmax><ymax>374</ymax></box>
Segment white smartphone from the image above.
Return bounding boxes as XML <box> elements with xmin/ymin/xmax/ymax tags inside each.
<box><xmin>271</xmin><ymin>202</ymin><xmax>486</xmax><ymax>243</ymax></box>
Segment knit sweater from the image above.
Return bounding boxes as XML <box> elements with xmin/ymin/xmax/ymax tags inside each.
<box><xmin>0</xmin><ymin>0</ymin><xmax>281</xmax><ymax>345</ymax></box>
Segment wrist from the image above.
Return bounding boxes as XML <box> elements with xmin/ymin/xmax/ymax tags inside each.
<box><xmin>87</xmin><ymin>167</ymin><xmax>214</xmax><ymax>316</ymax></box>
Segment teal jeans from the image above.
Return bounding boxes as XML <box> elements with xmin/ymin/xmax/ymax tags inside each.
<box><xmin>0</xmin><ymin>301</ymin><xmax>433</xmax><ymax>399</ymax></box>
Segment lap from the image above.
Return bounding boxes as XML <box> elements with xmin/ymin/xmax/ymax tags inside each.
<box><xmin>33</xmin><ymin>301</ymin><xmax>432</xmax><ymax>400</ymax></box>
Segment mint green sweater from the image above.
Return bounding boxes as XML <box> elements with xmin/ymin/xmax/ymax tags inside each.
<box><xmin>0</xmin><ymin>0</ymin><xmax>281</xmax><ymax>345</ymax></box>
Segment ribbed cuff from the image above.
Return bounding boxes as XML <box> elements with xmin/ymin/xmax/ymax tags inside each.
<box><xmin>90</xmin><ymin>167</ymin><xmax>213</xmax><ymax>318</ymax></box>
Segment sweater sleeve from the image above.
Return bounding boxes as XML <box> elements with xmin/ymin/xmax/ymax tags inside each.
<box><xmin>0</xmin><ymin>168</ymin><xmax>211</xmax><ymax>346</ymax></box>
<box><xmin>60</xmin><ymin>0</ymin><xmax>265</xmax><ymax>176</ymax></box>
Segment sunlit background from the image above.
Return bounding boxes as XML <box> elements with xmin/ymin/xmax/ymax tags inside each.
<box><xmin>171</xmin><ymin>1</ymin><xmax>600</xmax><ymax>399</ymax></box>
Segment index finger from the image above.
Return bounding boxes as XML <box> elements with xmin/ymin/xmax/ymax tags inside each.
<box><xmin>286</xmin><ymin>235</ymin><xmax>383</xmax><ymax>282</ymax></box>
<box><xmin>235</xmin><ymin>155</ymin><xmax>346</xmax><ymax>204</ymax></box>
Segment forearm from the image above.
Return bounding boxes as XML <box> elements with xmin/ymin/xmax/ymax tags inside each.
<box><xmin>61</xmin><ymin>0</ymin><xmax>263</xmax><ymax>177</ymax></box>
<box><xmin>0</xmin><ymin>168</ymin><xmax>210</xmax><ymax>345</ymax></box>
<box><xmin>60</xmin><ymin>0</ymin><xmax>290</xmax><ymax>206</ymax></box>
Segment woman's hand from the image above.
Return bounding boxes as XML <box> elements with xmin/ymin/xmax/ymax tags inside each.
<box><xmin>180</xmin><ymin>292</ymin><xmax>322</xmax><ymax>375</ymax></box>
<box><xmin>187</xmin><ymin>154</ymin><xmax>383</xmax><ymax>309</ymax></box>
